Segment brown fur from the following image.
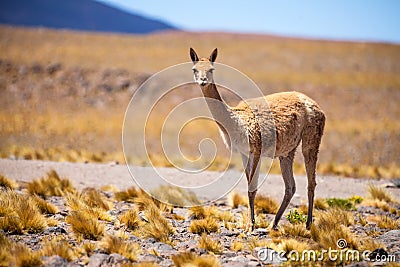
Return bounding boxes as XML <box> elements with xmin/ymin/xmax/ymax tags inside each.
<box><xmin>190</xmin><ymin>48</ymin><xmax>325</xmax><ymax>230</ymax></box>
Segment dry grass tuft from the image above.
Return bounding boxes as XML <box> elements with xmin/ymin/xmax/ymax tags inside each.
<box><xmin>12</xmin><ymin>243</ymin><xmax>43</xmax><ymax>267</ymax></box>
<box><xmin>119</xmin><ymin>208</ymin><xmax>141</xmax><ymax>230</ymax></box>
<box><xmin>231</xmin><ymin>240</ymin><xmax>244</xmax><ymax>252</ymax></box>
<box><xmin>82</xmin><ymin>188</ymin><xmax>113</xmax><ymax>211</ymax></box>
<box><xmin>65</xmin><ymin>191</ymin><xmax>113</xmax><ymax>221</ymax></box>
<box><xmin>66</xmin><ymin>210</ymin><xmax>105</xmax><ymax>240</ymax></box>
<box><xmin>150</xmin><ymin>185</ymin><xmax>200</xmax><ymax>206</ymax></box>
<box><xmin>0</xmin><ymin>175</ymin><xmax>18</xmax><ymax>190</ymax></box>
<box><xmin>283</xmin><ymin>223</ymin><xmax>311</xmax><ymax>238</ymax></box>
<box><xmin>361</xmin><ymin>198</ymin><xmax>390</xmax><ymax>212</ymax></box>
<box><xmin>310</xmin><ymin>208</ymin><xmax>358</xmax><ymax>250</ymax></box>
<box><xmin>255</xmin><ymin>195</ymin><xmax>278</xmax><ymax>214</ymax></box>
<box><xmin>228</xmin><ymin>192</ymin><xmax>248</xmax><ymax>208</ymax></box>
<box><xmin>189</xmin><ymin>205</ymin><xmax>208</xmax><ymax>219</ymax></box>
<box><xmin>171</xmin><ymin>252</ymin><xmax>220</xmax><ymax>267</ymax></box>
<box><xmin>279</xmin><ymin>238</ymin><xmax>310</xmax><ymax>254</ymax></box>
<box><xmin>0</xmin><ymin>190</ymin><xmax>46</xmax><ymax>233</ymax></box>
<box><xmin>198</xmin><ymin>233</ymin><xmax>223</xmax><ymax>254</ymax></box>
<box><xmin>114</xmin><ymin>186</ymin><xmax>141</xmax><ymax>202</ymax></box>
<box><xmin>314</xmin><ymin>198</ymin><xmax>329</xmax><ymax>210</ymax></box>
<box><xmin>368</xmin><ymin>215</ymin><xmax>399</xmax><ymax>230</ymax></box>
<box><xmin>189</xmin><ymin>217</ymin><xmax>219</xmax><ymax>234</ymax></box>
<box><xmin>0</xmin><ymin>232</ymin><xmax>12</xmax><ymax>266</ymax></box>
<box><xmin>27</xmin><ymin>170</ymin><xmax>75</xmax><ymax>198</ymax></box>
<box><xmin>41</xmin><ymin>240</ymin><xmax>76</xmax><ymax>261</ymax></box>
<box><xmin>141</xmin><ymin>204</ymin><xmax>174</xmax><ymax>243</ymax></box>
<box><xmin>100</xmin><ymin>235</ymin><xmax>140</xmax><ymax>261</ymax></box>
<box><xmin>31</xmin><ymin>194</ymin><xmax>58</xmax><ymax>214</ymax></box>
<box><xmin>368</xmin><ymin>184</ymin><xmax>393</xmax><ymax>203</ymax></box>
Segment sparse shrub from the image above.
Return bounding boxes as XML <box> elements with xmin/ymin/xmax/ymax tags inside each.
<box><xmin>348</xmin><ymin>195</ymin><xmax>363</xmax><ymax>204</ymax></box>
<box><xmin>66</xmin><ymin>210</ymin><xmax>105</xmax><ymax>240</ymax></box>
<box><xmin>171</xmin><ymin>252</ymin><xmax>220</xmax><ymax>267</ymax></box>
<box><xmin>228</xmin><ymin>192</ymin><xmax>248</xmax><ymax>208</ymax></box>
<box><xmin>27</xmin><ymin>170</ymin><xmax>75</xmax><ymax>198</ymax></box>
<box><xmin>286</xmin><ymin>209</ymin><xmax>307</xmax><ymax>224</ymax></box>
<box><xmin>0</xmin><ymin>175</ymin><xmax>18</xmax><ymax>190</ymax></box>
<box><xmin>189</xmin><ymin>217</ymin><xmax>219</xmax><ymax>234</ymax></box>
<box><xmin>255</xmin><ymin>195</ymin><xmax>278</xmax><ymax>214</ymax></box>
<box><xmin>31</xmin><ymin>194</ymin><xmax>58</xmax><ymax>214</ymax></box>
<box><xmin>41</xmin><ymin>240</ymin><xmax>76</xmax><ymax>261</ymax></box>
<box><xmin>368</xmin><ymin>184</ymin><xmax>393</xmax><ymax>203</ymax></box>
<box><xmin>100</xmin><ymin>235</ymin><xmax>140</xmax><ymax>261</ymax></box>
<box><xmin>119</xmin><ymin>208</ymin><xmax>141</xmax><ymax>230</ymax></box>
<box><xmin>325</xmin><ymin>198</ymin><xmax>355</xmax><ymax>210</ymax></box>
<box><xmin>198</xmin><ymin>233</ymin><xmax>223</xmax><ymax>254</ymax></box>
<box><xmin>0</xmin><ymin>191</ymin><xmax>46</xmax><ymax>233</ymax></box>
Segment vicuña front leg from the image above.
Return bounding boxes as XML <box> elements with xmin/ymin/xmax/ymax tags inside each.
<box><xmin>242</xmin><ymin>152</ymin><xmax>261</xmax><ymax>230</ymax></box>
<box><xmin>273</xmin><ymin>150</ymin><xmax>296</xmax><ymax>230</ymax></box>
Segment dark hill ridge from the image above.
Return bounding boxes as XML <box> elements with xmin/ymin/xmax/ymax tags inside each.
<box><xmin>0</xmin><ymin>0</ymin><xmax>177</xmax><ymax>34</ymax></box>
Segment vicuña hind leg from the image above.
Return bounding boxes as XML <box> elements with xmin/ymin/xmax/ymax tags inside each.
<box><xmin>302</xmin><ymin>117</ymin><xmax>324</xmax><ymax>229</ymax></box>
<box><xmin>273</xmin><ymin>149</ymin><xmax>296</xmax><ymax>230</ymax></box>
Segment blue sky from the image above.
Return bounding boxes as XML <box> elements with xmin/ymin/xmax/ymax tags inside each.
<box><xmin>97</xmin><ymin>0</ymin><xmax>400</xmax><ymax>43</ymax></box>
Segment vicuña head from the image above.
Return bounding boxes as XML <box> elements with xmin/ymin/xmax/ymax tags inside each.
<box><xmin>190</xmin><ymin>47</ymin><xmax>218</xmax><ymax>86</ymax></box>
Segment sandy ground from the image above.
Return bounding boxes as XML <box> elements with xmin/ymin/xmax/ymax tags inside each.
<box><xmin>0</xmin><ymin>159</ymin><xmax>398</xmax><ymax>206</ymax></box>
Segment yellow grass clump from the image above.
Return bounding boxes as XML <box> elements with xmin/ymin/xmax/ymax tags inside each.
<box><xmin>27</xmin><ymin>170</ymin><xmax>75</xmax><ymax>198</ymax></box>
<box><xmin>254</xmin><ymin>195</ymin><xmax>279</xmax><ymax>214</ymax></box>
<box><xmin>0</xmin><ymin>190</ymin><xmax>46</xmax><ymax>234</ymax></box>
<box><xmin>41</xmin><ymin>240</ymin><xmax>77</xmax><ymax>261</ymax></box>
<box><xmin>367</xmin><ymin>184</ymin><xmax>394</xmax><ymax>203</ymax></box>
<box><xmin>114</xmin><ymin>186</ymin><xmax>141</xmax><ymax>202</ymax></box>
<box><xmin>0</xmin><ymin>175</ymin><xmax>18</xmax><ymax>190</ymax></box>
<box><xmin>310</xmin><ymin>208</ymin><xmax>358</xmax><ymax>250</ymax></box>
<box><xmin>31</xmin><ymin>194</ymin><xmax>58</xmax><ymax>214</ymax></box>
<box><xmin>228</xmin><ymin>192</ymin><xmax>248</xmax><ymax>208</ymax></box>
<box><xmin>231</xmin><ymin>240</ymin><xmax>244</xmax><ymax>252</ymax></box>
<box><xmin>65</xmin><ymin>191</ymin><xmax>113</xmax><ymax>221</ymax></box>
<box><xmin>141</xmin><ymin>203</ymin><xmax>174</xmax><ymax>243</ymax></box>
<box><xmin>171</xmin><ymin>252</ymin><xmax>220</xmax><ymax>267</ymax></box>
<box><xmin>198</xmin><ymin>233</ymin><xmax>223</xmax><ymax>254</ymax></box>
<box><xmin>119</xmin><ymin>208</ymin><xmax>141</xmax><ymax>230</ymax></box>
<box><xmin>12</xmin><ymin>243</ymin><xmax>43</xmax><ymax>267</ymax></box>
<box><xmin>189</xmin><ymin>217</ymin><xmax>219</xmax><ymax>234</ymax></box>
<box><xmin>66</xmin><ymin>210</ymin><xmax>105</xmax><ymax>240</ymax></box>
<box><xmin>100</xmin><ymin>235</ymin><xmax>140</xmax><ymax>262</ymax></box>
<box><xmin>283</xmin><ymin>223</ymin><xmax>311</xmax><ymax>238</ymax></box>
<box><xmin>368</xmin><ymin>215</ymin><xmax>399</xmax><ymax>230</ymax></box>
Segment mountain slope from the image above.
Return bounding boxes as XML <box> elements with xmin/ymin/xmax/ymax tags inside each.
<box><xmin>0</xmin><ymin>0</ymin><xmax>176</xmax><ymax>34</ymax></box>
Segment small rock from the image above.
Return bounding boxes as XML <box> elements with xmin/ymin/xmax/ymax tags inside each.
<box><xmin>43</xmin><ymin>255</ymin><xmax>68</xmax><ymax>267</ymax></box>
<box><xmin>138</xmin><ymin>253</ymin><xmax>163</xmax><ymax>263</ymax></box>
<box><xmin>376</xmin><ymin>230</ymin><xmax>400</xmax><ymax>252</ymax></box>
<box><xmin>88</xmin><ymin>253</ymin><xmax>128</xmax><ymax>267</ymax></box>
<box><xmin>253</xmin><ymin>228</ymin><xmax>269</xmax><ymax>236</ymax></box>
<box><xmin>151</xmin><ymin>242</ymin><xmax>176</xmax><ymax>253</ymax></box>
<box><xmin>44</xmin><ymin>226</ymin><xmax>67</xmax><ymax>234</ymax></box>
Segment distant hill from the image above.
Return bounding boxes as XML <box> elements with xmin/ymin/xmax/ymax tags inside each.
<box><xmin>0</xmin><ymin>0</ymin><xmax>177</xmax><ymax>34</ymax></box>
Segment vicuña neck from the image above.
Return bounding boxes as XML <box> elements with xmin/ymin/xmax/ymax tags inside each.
<box><xmin>200</xmin><ymin>83</ymin><xmax>239</xmax><ymax>140</ymax></box>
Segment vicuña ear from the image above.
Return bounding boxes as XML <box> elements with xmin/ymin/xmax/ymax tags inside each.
<box><xmin>209</xmin><ymin>48</ymin><xmax>218</xmax><ymax>63</ymax></box>
<box><xmin>190</xmin><ymin>48</ymin><xmax>199</xmax><ymax>63</ymax></box>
